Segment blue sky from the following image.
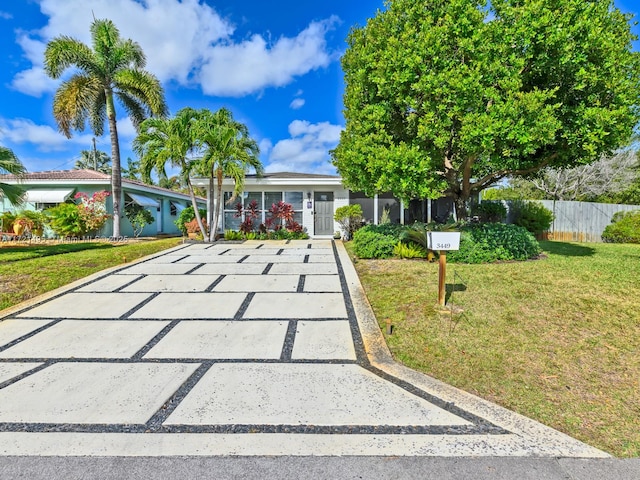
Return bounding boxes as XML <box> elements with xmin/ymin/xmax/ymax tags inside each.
<box><xmin>1</xmin><ymin>0</ymin><xmax>639</xmax><ymax>176</ymax></box>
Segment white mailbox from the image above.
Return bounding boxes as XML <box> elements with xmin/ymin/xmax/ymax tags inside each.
<box><xmin>428</xmin><ymin>231</ymin><xmax>461</xmax><ymax>251</ymax></box>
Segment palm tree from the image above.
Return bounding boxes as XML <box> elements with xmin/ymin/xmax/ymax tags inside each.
<box><xmin>44</xmin><ymin>18</ymin><xmax>167</xmax><ymax>237</ymax></box>
<box><xmin>196</xmin><ymin>108</ymin><xmax>262</xmax><ymax>242</ymax></box>
<box><xmin>133</xmin><ymin>107</ymin><xmax>207</xmax><ymax>237</ymax></box>
<box><xmin>74</xmin><ymin>149</ymin><xmax>111</xmax><ymax>174</ymax></box>
<box><xmin>0</xmin><ymin>146</ymin><xmax>27</xmax><ymax>206</ymax></box>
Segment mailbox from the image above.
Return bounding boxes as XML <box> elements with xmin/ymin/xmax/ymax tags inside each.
<box><xmin>427</xmin><ymin>231</ymin><xmax>460</xmax><ymax>251</ymax></box>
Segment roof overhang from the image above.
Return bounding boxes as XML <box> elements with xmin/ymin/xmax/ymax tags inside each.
<box><xmin>24</xmin><ymin>189</ymin><xmax>75</xmax><ymax>203</ymax></box>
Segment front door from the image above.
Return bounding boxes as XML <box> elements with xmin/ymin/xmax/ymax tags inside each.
<box><xmin>314</xmin><ymin>192</ymin><xmax>334</xmax><ymax>236</ymax></box>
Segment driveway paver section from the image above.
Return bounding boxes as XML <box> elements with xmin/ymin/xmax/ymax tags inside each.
<box><xmin>0</xmin><ymin>240</ymin><xmax>608</xmax><ymax>457</ymax></box>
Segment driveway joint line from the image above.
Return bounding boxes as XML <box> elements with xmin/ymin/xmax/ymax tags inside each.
<box><xmin>118</xmin><ymin>292</ymin><xmax>160</xmax><ymax>319</ymax></box>
<box><xmin>280</xmin><ymin>320</ymin><xmax>298</xmax><ymax>361</ymax></box>
<box><xmin>205</xmin><ymin>275</ymin><xmax>225</xmax><ymax>292</ymax></box>
<box><xmin>130</xmin><ymin>320</ymin><xmax>180</xmax><ymax>360</ymax></box>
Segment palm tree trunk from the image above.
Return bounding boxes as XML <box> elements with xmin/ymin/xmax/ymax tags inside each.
<box><xmin>106</xmin><ymin>90</ymin><xmax>122</xmax><ymax>238</ymax></box>
<box><xmin>186</xmin><ymin>179</ymin><xmax>207</xmax><ymax>238</ymax></box>
<box><xmin>207</xmin><ymin>173</ymin><xmax>215</xmax><ymax>242</ymax></box>
<box><xmin>211</xmin><ymin>168</ymin><xmax>224</xmax><ymax>242</ymax></box>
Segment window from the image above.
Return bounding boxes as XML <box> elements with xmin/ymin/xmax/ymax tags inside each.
<box><xmin>221</xmin><ymin>190</ymin><xmax>304</xmax><ymax>230</ymax></box>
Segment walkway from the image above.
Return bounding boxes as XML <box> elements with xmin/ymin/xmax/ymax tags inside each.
<box><xmin>0</xmin><ymin>240</ymin><xmax>606</xmax><ymax>457</ymax></box>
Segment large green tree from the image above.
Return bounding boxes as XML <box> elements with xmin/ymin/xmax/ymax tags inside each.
<box><xmin>196</xmin><ymin>108</ymin><xmax>262</xmax><ymax>242</ymax></box>
<box><xmin>44</xmin><ymin>18</ymin><xmax>167</xmax><ymax>237</ymax></box>
<box><xmin>133</xmin><ymin>107</ymin><xmax>208</xmax><ymax>238</ymax></box>
<box><xmin>332</xmin><ymin>0</ymin><xmax>640</xmax><ymax>218</ymax></box>
<box><xmin>0</xmin><ymin>146</ymin><xmax>27</xmax><ymax>205</ymax></box>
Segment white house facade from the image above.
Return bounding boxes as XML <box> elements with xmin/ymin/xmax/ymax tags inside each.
<box><xmin>192</xmin><ymin>172</ymin><xmax>457</xmax><ymax>239</ymax></box>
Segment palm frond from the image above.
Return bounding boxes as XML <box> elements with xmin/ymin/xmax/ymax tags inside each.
<box><xmin>52</xmin><ymin>74</ymin><xmax>102</xmax><ymax>137</ymax></box>
<box><xmin>44</xmin><ymin>37</ymin><xmax>95</xmax><ymax>78</ymax></box>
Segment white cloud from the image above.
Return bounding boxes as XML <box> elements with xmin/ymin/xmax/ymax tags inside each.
<box><xmin>11</xmin><ymin>0</ymin><xmax>338</xmax><ymax>98</ymax></box>
<box><xmin>198</xmin><ymin>16</ymin><xmax>339</xmax><ymax>97</ymax></box>
<box><xmin>0</xmin><ymin>117</ymin><xmax>95</xmax><ymax>152</ymax></box>
<box><xmin>289</xmin><ymin>98</ymin><xmax>305</xmax><ymax>110</ymax></box>
<box><xmin>0</xmin><ymin>11</ymin><xmax>12</xmax><ymax>20</ymax></box>
<box><xmin>266</xmin><ymin>120</ymin><xmax>342</xmax><ymax>174</ymax></box>
<box><xmin>259</xmin><ymin>138</ymin><xmax>273</xmax><ymax>156</ymax></box>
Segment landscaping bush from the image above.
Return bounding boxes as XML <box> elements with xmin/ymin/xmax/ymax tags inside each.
<box><xmin>46</xmin><ymin>203</ymin><xmax>86</xmax><ymax>237</ymax></box>
<box><xmin>602</xmin><ymin>210</ymin><xmax>640</xmax><ymax>243</ymax></box>
<box><xmin>352</xmin><ymin>224</ymin><xmax>397</xmax><ymax>258</ymax></box>
<box><xmin>334</xmin><ymin>204</ymin><xmax>364</xmax><ymax>240</ymax></box>
<box><xmin>448</xmin><ymin>223</ymin><xmax>541</xmax><ymax>263</ymax></box>
<box><xmin>393</xmin><ymin>241</ymin><xmax>426</xmax><ymax>259</ymax></box>
<box><xmin>175</xmin><ymin>205</ymin><xmax>207</xmax><ymax>235</ymax></box>
<box><xmin>124</xmin><ymin>203</ymin><xmax>154</xmax><ymax>237</ymax></box>
<box><xmin>472</xmin><ymin>201</ymin><xmax>507</xmax><ymax>223</ymax></box>
<box><xmin>511</xmin><ymin>201</ymin><xmax>554</xmax><ymax>235</ymax></box>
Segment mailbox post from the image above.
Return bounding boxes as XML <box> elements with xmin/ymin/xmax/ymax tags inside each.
<box><xmin>427</xmin><ymin>232</ymin><xmax>461</xmax><ymax>306</ymax></box>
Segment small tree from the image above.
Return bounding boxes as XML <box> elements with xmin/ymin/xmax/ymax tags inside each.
<box><xmin>124</xmin><ymin>203</ymin><xmax>155</xmax><ymax>237</ymax></box>
<box><xmin>334</xmin><ymin>204</ymin><xmax>363</xmax><ymax>240</ymax></box>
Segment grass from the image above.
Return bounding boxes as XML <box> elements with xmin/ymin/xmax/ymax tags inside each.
<box><xmin>0</xmin><ymin>238</ymin><xmax>183</xmax><ymax>311</ymax></box>
<box><xmin>346</xmin><ymin>240</ymin><xmax>640</xmax><ymax>457</ymax></box>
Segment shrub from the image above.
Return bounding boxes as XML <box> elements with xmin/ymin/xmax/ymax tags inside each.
<box><xmin>511</xmin><ymin>201</ymin><xmax>554</xmax><ymax>235</ymax></box>
<box><xmin>74</xmin><ymin>191</ymin><xmax>111</xmax><ymax>234</ymax></box>
<box><xmin>124</xmin><ymin>203</ymin><xmax>154</xmax><ymax>237</ymax></box>
<box><xmin>1</xmin><ymin>212</ymin><xmax>16</xmax><ymax>232</ymax></box>
<box><xmin>46</xmin><ymin>203</ymin><xmax>85</xmax><ymax>237</ymax></box>
<box><xmin>448</xmin><ymin>223</ymin><xmax>541</xmax><ymax>263</ymax></box>
<box><xmin>602</xmin><ymin>210</ymin><xmax>640</xmax><ymax>243</ymax></box>
<box><xmin>472</xmin><ymin>201</ymin><xmax>507</xmax><ymax>223</ymax></box>
<box><xmin>334</xmin><ymin>204</ymin><xmax>364</xmax><ymax>240</ymax></box>
<box><xmin>175</xmin><ymin>205</ymin><xmax>207</xmax><ymax>235</ymax></box>
<box><xmin>352</xmin><ymin>225</ymin><xmax>397</xmax><ymax>258</ymax></box>
<box><xmin>393</xmin><ymin>241</ymin><xmax>426</xmax><ymax>259</ymax></box>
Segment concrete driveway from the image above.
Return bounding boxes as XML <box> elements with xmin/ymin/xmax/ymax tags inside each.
<box><xmin>0</xmin><ymin>240</ymin><xmax>606</xmax><ymax>458</ymax></box>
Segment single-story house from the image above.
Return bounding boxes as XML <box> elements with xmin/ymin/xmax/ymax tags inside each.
<box><xmin>0</xmin><ymin>169</ymin><xmax>206</xmax><ymax>238</ymax></box>
<box><xmin>191</xmin><ymin>172</ymin><xmax>456</xmax><ymax>238</ymax></box>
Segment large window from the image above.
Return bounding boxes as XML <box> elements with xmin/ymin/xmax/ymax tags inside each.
<box><xmin>350</xmin><ymin>191</ymin><xmax>375</xmax><ymax>224</ymax></box>
<box><xmin>222</xmin><ymin>191</ymin><xmax>304</xmax><ymax>230</ymax></box>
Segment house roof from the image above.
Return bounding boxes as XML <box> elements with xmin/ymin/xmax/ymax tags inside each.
<box><xmin>0</xmin><ymin>169</ymin><xmax>205</xmax><ymax>203</ymax></box>
<box><xmin>191</xmin><ymin>171</ymin><xmax>343</xmax><ymax>187</ymax></box>
<box><xmin>0</xmin><ymin>169</ymin><xmax>109</xmax><ymax>181</ymax></box>
<box><xmin>246</xmin><ymin>172</ymin><xmax>341</xmax><ymax>180</ymax></box>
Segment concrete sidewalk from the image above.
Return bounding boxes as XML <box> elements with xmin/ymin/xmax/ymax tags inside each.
<box><xmin>0</xmin><ymin>239</ymin><xmax>637</xmax><ymax>477</ymax></box>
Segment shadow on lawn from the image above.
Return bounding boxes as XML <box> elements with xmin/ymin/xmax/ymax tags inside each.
<box><xmin>540</xmin><ymin>241</ymin><xmax>595</xmax><ymax>257</ymax></box>
<box><xmin>445</xmin><ymin>282</ymin><xmax>467</xmax><ymax>304</ymax></box>
<box><xmin>0</xmin><ymin>243</ymin><xmax>112</xmax><ymax>264</ymax></box>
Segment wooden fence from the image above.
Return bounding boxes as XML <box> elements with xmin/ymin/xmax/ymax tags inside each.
<box><xmin>503</xmin><ymin>200</ymin><xmax>640</xmax><ymax>243</ymax></box>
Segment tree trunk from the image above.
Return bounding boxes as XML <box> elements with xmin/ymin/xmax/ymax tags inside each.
<box><xmin>187</xmin><ymin>179</ymin><xmax>207</xmax><ymax>239</ymax></box>
<box><xmin>106</xmin><ymin>90</ymin><xmax>121</xmax><ymax>238</ymax></box>
<box><xmin>210</xmin><ymin>168</ymin><xmax>223</xmax><ymax>242</ymax></box>
<box><xmin>454</xmin><ymin>195</ymin><xmax>468</xmax><ymax>222</ymax></box>
<box><xmin>207</xmin><ymin>173</ymin><xmax>215</xmax><ymax>242</ymax></box>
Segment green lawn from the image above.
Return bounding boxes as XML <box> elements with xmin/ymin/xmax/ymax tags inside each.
<box><xmin>0</xmin><ymin>238</ymin><xmax>183</xmax><ymax>311</ymax></box>
<box><xmin>347</xmin><ymin>240</ymin><xmax>640</xmax><ymax>457</ymax></box>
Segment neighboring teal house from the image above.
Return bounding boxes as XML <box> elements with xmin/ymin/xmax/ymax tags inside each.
<box><xmin>0</xmin><ymin>169</ymin><xmax>205</xmax><ymax>238</ymax></box>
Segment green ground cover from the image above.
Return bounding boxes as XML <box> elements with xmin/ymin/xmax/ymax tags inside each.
<box><xmin>0</xmin><ymin>238</ymin><xmax>182</xmax><ymax>310</ymax></box>
<box><xmin>347</xmin><ymin>241</ymin><xmax>640</xmax><ymax>457</ymax></box>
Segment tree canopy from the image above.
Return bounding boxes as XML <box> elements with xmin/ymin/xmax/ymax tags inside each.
<box><xmin>44</xmin><ymin>18</ymin><xmax>167</xmax><ymax>237</ymax></box>
<box><xmin>195</xmin><ymin>108</ymin><xmax>262</xmax><ymax>242</ymax></box>
<box><xmin>134</xmin><ymin>107</ymin><xmax>208</xmax><ymax>238</ymax></box>
<box><xmin>332</xmin><ymin>0</ymin><xmax>640</xmax><ymax>218</ymax></box>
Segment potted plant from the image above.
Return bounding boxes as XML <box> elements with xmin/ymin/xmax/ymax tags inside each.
<box><xmin>20</xmin><ymin>210</ymin><xmax>47</xmax><ymax>237</ymax></box>
<box><xmin>13</xmin><ymin>216</ymin><xmax>34</xmax><ymax>236</ymax></box>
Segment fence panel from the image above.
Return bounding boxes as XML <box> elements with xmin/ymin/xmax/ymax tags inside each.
<box><xmin>503</xmin><ymin>200</ymin><xmax>640</xmax><ymax>243</ymax></box>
